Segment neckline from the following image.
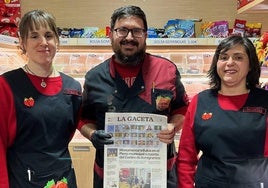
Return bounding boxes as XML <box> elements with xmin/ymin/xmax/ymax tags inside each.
<box><xmin>24</xmin><ymin>65</ymin><xmax>54</xmax><ymax>88</ymax></box>
<box><xmin>24</xmin><ymin>64</ymin><xmax>54</xmax><ymax>78</ymax></box>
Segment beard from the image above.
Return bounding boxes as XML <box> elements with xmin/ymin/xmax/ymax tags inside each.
<box><xmin>113</xmin><ymin>40</ymin><xmax>146</xmax><ymax>66</ymax></box>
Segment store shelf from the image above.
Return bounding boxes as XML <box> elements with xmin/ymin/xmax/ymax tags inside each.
<box><xmin>0</xmin><ymin>35</ymin><xmax>19</xmax><ymax>46</ymax></box>
<box><xmin>60</xmin><ymin>37</ymin><xmax>258</xmax><ymax>46</ymax></box>
<box><xmin>0</xmin><ymin>35</ymin><xmax>258</xmax><ymax>47</ymax></box>
<box><xmin>66</xmin><ymin>38</ymin><xmax>218</xmax><ymax>46</ymax></box>
<box><xmin>237</xmin><ymin>0</ymin><xmax>268</xmax><ymax>14</ymax></box>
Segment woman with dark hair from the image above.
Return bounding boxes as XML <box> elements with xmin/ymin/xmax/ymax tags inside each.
<box><xmin>177</xmin><ymin>35</ymin><xmax>268</xmax><ymax>188</ymax></box>
<box><xmin>208</xmin><ymin>35</ymin><xmax>260</xmax><ymax>90</ymax></box>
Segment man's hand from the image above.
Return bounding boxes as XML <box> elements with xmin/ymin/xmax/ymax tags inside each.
<box><xmin>157</xmin><ymin>124</ymin><xmax>175</xmax><ymax>144</ymax></box>
<box><xmin>91</xmin><ymin>130</ymin><xmax>114</xmax><ymax>149</ymax></box>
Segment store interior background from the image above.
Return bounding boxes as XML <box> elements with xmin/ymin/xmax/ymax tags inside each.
<box><xmin>20</xmin><ymin>0</ymin><xmax>268</xmax><ymax>34</ymax></box>
<box><xmin>3</xmin><ymin>1</ymin><xmax>268</xmax><ymax>188</ymax></box>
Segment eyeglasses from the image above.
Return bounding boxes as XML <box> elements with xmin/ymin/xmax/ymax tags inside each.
<box><xmin>113</xmin><ymin>27</ymin><xmax>146</xmax><ymax>38</ymax></box>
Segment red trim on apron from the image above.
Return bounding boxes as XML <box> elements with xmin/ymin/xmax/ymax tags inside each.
<box><xmin>94</xmin><ymin>162</ymin><xmax>104</xmax><ymax>178</ymax></box>
<box><xmin>264</xmin><ymin>117</ymin><xmax>268</xmax><ymax>157</ymax></box>
<box><xmin>167</xmin><ymin>156</ymin><xmax>176</xmax><ymax>171</ymax></box>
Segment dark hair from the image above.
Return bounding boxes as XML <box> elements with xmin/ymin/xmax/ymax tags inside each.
<box><xmin>18</xmin><ymin>10</ymin><xmax>59</xmax><ymax>52</ymax></box>
<box><xmin>208</xmin><ymin>35</ymin><xmax>260</xmax><ymax>90</ymax></box>
<box><xmin>110</xmin><ymin>5</ymin><xmax>148</xmax><ymax>31</ymax></box>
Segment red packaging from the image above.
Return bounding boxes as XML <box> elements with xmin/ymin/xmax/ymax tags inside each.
<box><xmin>232</xmin><ymin>19</ymin><xmax>246</xmax><ymax>36</ymax></box>
<box><xmin>237</xmin><ymin>0</ymin><xmax>254</xmax><ymax>9</ymax></box>
<box><xmin>0</xmin><ymin>0</ymin><xmax>20</xmax><ymax>37</ymax></box>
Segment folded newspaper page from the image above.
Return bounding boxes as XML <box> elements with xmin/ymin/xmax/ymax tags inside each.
<box><xmin>104</xmin><ymin>112</ymin><xmax>168</xmax><ymax>188</ymax></box>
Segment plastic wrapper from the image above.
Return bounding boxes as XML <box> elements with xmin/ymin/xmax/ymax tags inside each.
<box><xmin>164</xmin><ymin>19</ymin><xmax>195</xmax><ymax>38</ymax></box>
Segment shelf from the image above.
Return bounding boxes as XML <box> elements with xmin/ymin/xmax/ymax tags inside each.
<box><xmin>60</xmin><ymin>37</ymin><xmax>258</xmax><ymax>46</ymax></box>
<box><xmin>0</xmin><ymin>35</ymin><xmax>258</xmax><ymax>48</ymax></box>
<box><xmin>0</xmin><ymin>35</ymin><xmax>19</xmax><ymax>46</ymax></box>
<box><xmin>238</xmin><ymin>0</ymin><xmax>268</xmax><ymax>14</ymax></box>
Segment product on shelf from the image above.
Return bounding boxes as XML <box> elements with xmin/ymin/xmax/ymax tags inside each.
<box><xmin>0</xmin><ymin>0</ymin><xmax>20</xmax><ymax>37</ymax></box>
<box><xmin>254</xmin><ymin>32</ymin><xmax>268</xmax><ymax>78</ymax></box>
<box><xmin>232</xmin><ymin>19</ymin><xmax>247</xmax><ymax>36</ymax></box>
<box><xmin>245</xmin><ymin>22</ymin><xmax>262</xmax><ymax>37</ymax></box>
<box><xmin>164</xmin><ymin>19</ymin><xmax>195</xmax><ymax>38</ymax></box>
<box><xmin>201</xmin><ymin>21</ymin><xmax>229</xmax><ymax>38</ymax></box>
<box><xmin>57</xmin><ymin>26</ymin><xmax>108</xmax><ymax>39</ymax></box>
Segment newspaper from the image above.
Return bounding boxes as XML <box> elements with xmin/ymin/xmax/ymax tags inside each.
<box><xmin>104</xmin><ymin>112</ymin><xmax>168</xmax><ymax>188</ymax></box>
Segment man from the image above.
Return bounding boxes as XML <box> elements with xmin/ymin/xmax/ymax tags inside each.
<box><xmin>78</xmin><ymin>5</ymin><xmax>189</xmax><ymax>188</ymax></box>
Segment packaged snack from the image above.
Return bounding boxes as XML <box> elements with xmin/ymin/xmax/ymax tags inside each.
<box><xmin>0</xmin><ymin>23</ymin><xmax>17</xmax><ymax>36</ymax></box>
<box><xmin>147</xmin><ymin>27</ymin><xmax>158</xmax><ymax>38</ymax></box>
<box><xmin>164</xmin><ymin>19</ymin><xmax>195</xmax><ymax>38</ymax></box>
<box><xmin>81</xmin><ymin>27</ymin><xmax>98</xmax><ymax>38</ymax></box>
<box><xmin>245</xmin><ymin>22</ymin><xmax>262</xmax><ymax>37</ymax></box>
<box><xmin>69</xmin><ymin>28</ymin><xmax>84</xmax><ymax>38</ymax></box>
<box><xmin>0</xmin><ymin>0</ymin><xmax>21</xmax><ymax>25</ymax></box>
<box><xmin>0</xmin><ymin>0</ymin><xmax>20</xmax><ymax>37</ymax></box>
<box><xmin>105</xmin><ymin>26</ymin><xmax>110</xmax><ymax>37</ymax></box>
<box><xmin>201</xmin><ymin>21</ymin><xmax>229</xmax><ymax>38</ymax></box>
<box><xmin>232</xmin><ymin>19</ymin><xmax>246</xmax><ymax>36</ymax></box>
<box><xmin>252</xmin><ymin>23</ymin><xmax>262</xmax><ymax>37</ymax></box>
<box><xmin>156</xmin><ymin>28</ymin><xmax>166</xmax><ymax>38</ymax></box>
<box><xmin>58</xmin><ymin>28</ymin><xmax>71</xmax><ymax>38</ymax></box>
<box><xmin>94</xmin><ymin>28</ymin><xmax>106</xmax><ymax>38</ymax></box>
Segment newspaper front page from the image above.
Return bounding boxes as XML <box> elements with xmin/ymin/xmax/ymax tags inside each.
<box><xmin>104</xmin><ymin>112</ymin><xmax>168</xmax><ymax>188</ymax></box>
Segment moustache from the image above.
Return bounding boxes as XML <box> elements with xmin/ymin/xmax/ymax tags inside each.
<box><xmin>120</xmin><ymin>40</ymin><xmax>139</xmax><ymax>46</ymax></box>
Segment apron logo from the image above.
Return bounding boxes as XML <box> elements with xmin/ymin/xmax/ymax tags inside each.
<box><xmin>202</xmin><ymin>112</ymin><xmax>212</xmax><ymax>120</ymax></box>
<box><xmin>24</xmin><ymin>97</ymin><xmax>35</xmax><ymax>107</ymax></box>
<box><xmin>156</xmin><ymin>96</ymin><xmax>171</xmax><ymax>111</ymax></box>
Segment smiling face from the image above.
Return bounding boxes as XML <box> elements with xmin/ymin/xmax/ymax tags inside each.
<box><xmin>109</xmin><ymin>16</ymin><xmax>147</xmax><ymax>65</ymax></box>
<box><xmin>21</xmin><ymin>25</ymin><xmax>58</xmax><ymax>66</ymax></box>
<box><xmin>18</xmin><ymin>10</ymin><xmax>59</xmax><ymax>68</ymax></box>
<box><xmin>217</xmin><ymin>44</ymin><xmax>250</xmax><ymax>92</ymax></box>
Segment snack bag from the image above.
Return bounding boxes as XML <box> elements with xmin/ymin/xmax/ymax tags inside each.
<box><xmin>0</xmin><ymin>0</ymin><xmax>21</xmax><ymax>25</ymax></box>
<box><xmin>245</xmin><ymin>22</ymin><xmax>262</xmax><ymax>37</ymax></box>
<box><xmin>69</xmin><ymin>28</ymin><xmax>84</xmax><ymax>38</ymax></box>
<box><xmin>164</xmin><ymin>19</ymin><xmax>195</xmax><ymax>38</ymax></box>
<box><xmin>232</xmin><ymin>19</ymin><xmax>247</xmax><ymax>36</ymax></box>
<box><xmin>81</xmin><ymin>27</ymin><xmax>98</xmax><ymax>38</ymax></box>
<box><xmin>147</xmin><ymin>27</ymin><xmax>157</xmax><ymax>38</ymax></box>
<box><xmin>0</xmin><ymin>0</ymin><xmax>20</xmax><ymax>37</ymax></box>
<box><xmin>201</xmin><ymin>21</ymin><xmax>229</xmax><ymax>38</ymax></box>
<box><xmin>94</xmin><ymin>28</ymin><xmax>106</xmax><ymax>38</ymax></box>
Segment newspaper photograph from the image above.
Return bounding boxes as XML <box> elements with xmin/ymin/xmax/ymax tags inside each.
<box><xmin>104</xmin><ymin>112</ymin><xmax>168</xmax><ymax>188</ymax></box>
